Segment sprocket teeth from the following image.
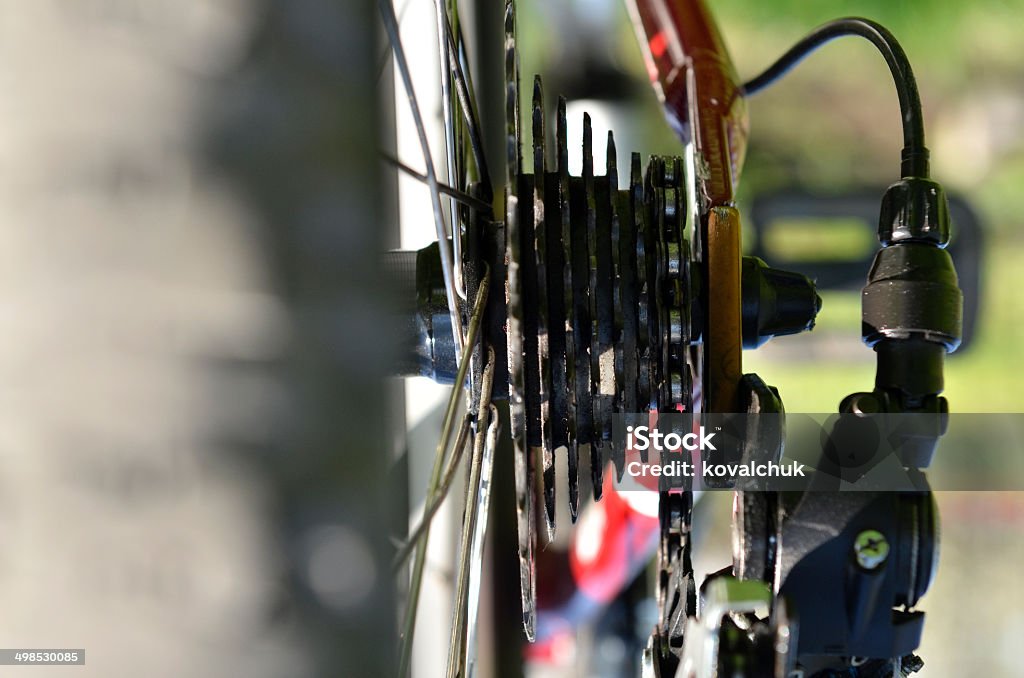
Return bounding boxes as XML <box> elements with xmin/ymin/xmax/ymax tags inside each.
<box><xmin>504</xmin><ymin>73</ymin><xmax>691</xmax><ymax>632</ymax></box>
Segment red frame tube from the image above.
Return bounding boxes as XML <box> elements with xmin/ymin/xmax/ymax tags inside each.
<box><xmin>627</xmin><ymin>0</ymin><xmax>748</xmax><ymax>206</ymax></box>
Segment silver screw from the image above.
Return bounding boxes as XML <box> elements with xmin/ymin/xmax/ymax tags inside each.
<box><xmin>853</xmin><ymin>529</ymin><xmax>889</xmax><ymax>570</ymax></box>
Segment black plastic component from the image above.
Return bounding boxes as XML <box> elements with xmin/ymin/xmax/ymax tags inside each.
<box><xmin>748</xmin><ymin>188</ymin><xmax>983</xmax><ymax>352</ymax></box>
<box><xmin>837</xmin><ymin>391</ymin><xmax>949</xmax><ymax>468</ymax></box>
<box><xmin>874</xmin><ymin>340</ymin><xmax>945</xmax><ymax>401</ymax></box>
<box><xmin>741</xmin><ymin>256</ymin><xmax>821</xmax><ymax>349</ymax></box>
<box><xmin>773</xmin><ymin>491</ymin><xmax>936</xmax><ymax>659</ymax></box>
<box><xmin>865</xmin><ymin>177</ymin><xmax>959</xmax><ymax>410</ymax></box>
<box><xmin>878</xmin><ymin>178</ymin><xmax>950</xmax><ymax>247</ymax></box>
<box><xmin>862</xmin><ymin>243</ymin><xmax>962</xmax><ymax>352</ymax></box>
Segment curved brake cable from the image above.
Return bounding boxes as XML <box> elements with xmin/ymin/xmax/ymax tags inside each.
<box><xmin>741</xmin><ymin>17</ymin><xmax>929</xmax><ymax>179</ymax></box>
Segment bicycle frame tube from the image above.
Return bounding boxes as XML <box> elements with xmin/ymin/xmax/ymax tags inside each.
<box><xmin>626</xmin><ymin>0</ymin><xmax>748</xmax><ymax>207</ymax></box>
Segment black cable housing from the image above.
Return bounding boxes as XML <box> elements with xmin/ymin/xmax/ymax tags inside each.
<box><xmin>741</xmin><ymin>17</ymin><xmax>929</xmax><ymax>178</ymax></box>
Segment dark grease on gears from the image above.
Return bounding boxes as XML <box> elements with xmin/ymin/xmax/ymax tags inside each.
<box><xmin>387</xmin><ymin>68</ymin><xmax>821</xmax><ymax>644</ymax></box>
<box><xmin>507</xmin><ymin>84</ymin><xmax>696</xmax><ymax>537</ymax></box>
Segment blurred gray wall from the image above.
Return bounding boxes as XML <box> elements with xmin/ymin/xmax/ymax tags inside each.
<box><xmin>0</xmin><ymin>1</ymin><xmax>394</xmax><ymax>676</ymax></box>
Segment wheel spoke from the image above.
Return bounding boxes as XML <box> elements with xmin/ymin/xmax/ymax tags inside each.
<box><xmin>442</xmin><ymin>19</ymin><xmax>493</xmax><ymax>202</ymax></box>
<box><xmin>465</xmin><ymin>402</ymin><xmax>500</xmax><ymax>676</ymax></box>
<box><xmin>379</xmin><ymin>0</ymin><xmax>465</xmax><ymax>354</ymax></box>
<box><xmin>432</xmin><ymin>0</ymin><xmax>467</xmax><ymax>302</ymax></box>
<box><xmin>381</xmin><ymin>152</ymin><xmax>492</xmax><ymax>213</ymax></box>
<box><xmin>397</xmin><ymin>264</ymin><xmax>490</xmax><ymax>678</ymax></box>
<box><xmin>445</xmin><ymin>347</ymin><xmax>498</xmax><ymax>678</ymax></box>
<box><xmin>391</xmin><ymin>412</ymin><xmax>472</xmax><ymax>570</ymax></box>
<box><xmin>375</xmin><ymin>0</ymin><xmax>414</xmax><ymax>82</ymax></box>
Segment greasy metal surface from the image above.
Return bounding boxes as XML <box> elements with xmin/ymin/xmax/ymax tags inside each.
<box><xmin>531</xmin><ymin>76</ymin><xmax>556</xmax><ymax>540</ymax></box>
<box><xmin>503</xmin><ymin>0</ymin><xmax>537</xmax><ymax>641</ymax></box>
<box><xmin>504</xmin><ymin>74</ymin><xmax>695</xmax><ymax>638</ymax></box>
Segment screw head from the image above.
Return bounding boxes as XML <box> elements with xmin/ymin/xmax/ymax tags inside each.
<box><xmin>853</xmin><ymin>529</ymin><xmax>890</xmax><ymax>570</ymax></box>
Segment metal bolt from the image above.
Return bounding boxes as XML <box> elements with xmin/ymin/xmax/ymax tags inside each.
<box><xmin>853</xmin><ymin>529</ymin><xmax>889</xmax><ymax>570</ymax></box>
